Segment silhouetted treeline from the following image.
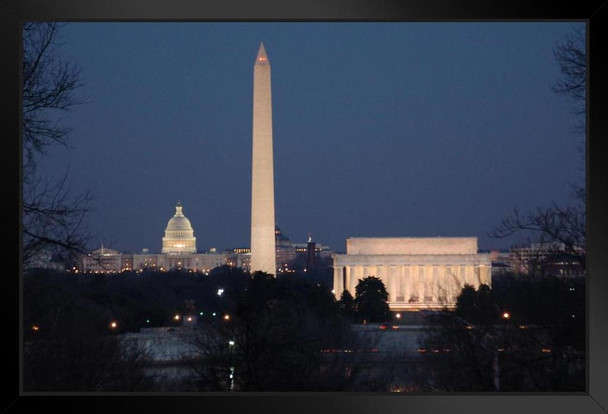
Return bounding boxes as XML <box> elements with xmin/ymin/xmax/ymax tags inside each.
<box><xmin>22</xmin><ymin>266</ymin><xmax>373</xmax><ymax>391</ymax></box>
<box><xmin>184</xmin><ymin>271</ymin><xmax>376</xmax><ymax>391</ymax></box>
<box><xmin>23</xmin><ymin>266</ymin><xmax>585</xmax><ymax>392</ymax></box>
<box><xmin>24</xmin><ymin>266</ymin><xmax>252</xmax><ymax>338</ymax></box>
<box><xmin>411</xmin><ymin>273</ymin><xmax>585</xmax><ymax>392</ymax></box>
<box><xmin>22</xmin><ymin>266</ymin><xmax>251</xmax><ymax>391</ymax></box>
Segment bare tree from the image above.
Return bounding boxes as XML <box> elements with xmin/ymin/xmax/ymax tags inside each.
<box><xmin>489</xmin><ymin>204</ymin><xmax>585</xmax><ymax>265</ymax></box>
<box><xmin>553</xmin><ymin>26</ymin><xmax>586</xmax><ymax>200</ymax></box>
<box><xmin>22</xmin><ymin>22</ymin><xmax>92</xmax><ymax>269</ymax></box>
<box><xmin>552</xmin><ymin>27</ymin><xmax>586</xmax><ymax>117</ymax></box>
<box><xmin>489</xmin><ymin>27</ymin><xmax>586</xmax><ymax>265</ymax></box>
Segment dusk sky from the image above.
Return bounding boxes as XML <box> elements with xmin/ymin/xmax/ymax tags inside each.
<box><xmin>35</xmin><ymin>22</ymin><xmax>584</xmax><ymax>254</ymax></box>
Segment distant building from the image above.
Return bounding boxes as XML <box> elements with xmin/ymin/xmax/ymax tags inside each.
<box><xmin>78</xmin><ymin>201</ymin><xmax>336</xmax><ymax>275</ymax></box>
<box><xmin>80</xmin><ymin>202</ymin><xmax>226</xmax><ymax>274</ymax></box>
<box><xmin>81</xmin><ymin>244</ymin><xmax>126</xmax><ymax>273</ymax></box>
<box><xmin>488</xmin><ymin>249</ymin><xmax>511</xmax><ymax>278</ymax></box>
<box><xmin>509</xmin><ymin>242</ymin><xmax>585</xmax><ymax>277</ymax></box>
<box><xmin>542</xmin><ymin>252</ymin><xmax>585</xmax><ymax>277</ymax></box>
<box><xmin>275</xmin><ymin>225</ymin><xmax>296</xmax><ymax>270</ymax></box>
<box><xmin>26</xmin><ymin>248</ymin><xmax>67</xmax><ymax>272</ymax></box>
<box><xmin>162</xmin><ymin>201</ymin><xmax>197</xmax><ymax>254</ymax></box>
<box><xmin>293</xmin><ymin>241</ymin><xmax>333</xmax><ymax>260</ymax></box>
<box><xmin>227</xmin><ymin>228</ymin><xmax>333</xmax><ymax>274</ymax></box>
<box><xmin>333</xmin><ymin>237</ymin><xmax>492</xmax><ymax>311</ymax></box>
<box><xmin>227</xmin><ymin>248</ymin><xmax>251</xmax><ymax>272</ymax></box>
<box><xmin>306</xmin><ymin>235</ymin><xmax>317</xmax><ymax>272</ymax></box>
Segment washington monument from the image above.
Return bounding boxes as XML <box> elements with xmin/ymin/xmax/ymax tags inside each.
<box><xmin>250</xmin><ymin>43</ymin><xmax>276</xmax><ymax>275</ymax></box>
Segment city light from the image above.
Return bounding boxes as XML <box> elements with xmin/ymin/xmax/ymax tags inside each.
<box><xmin>224</xmin><ymin>314</ymin><xmax>231</xmax><ymax>321</ymax></box>
<box><xmin>174</xmin><ymin>314</ymin><xmax>181</xmax><ymax>321</ymax></box>
<box><xmin>217</xmin><ymin>288</ymin><xmax>224</xmax><ymax>296</ymax></box>
<box><xmin>229</xmin><ymin>340</ymin><xmax>235</xmax><ymax>347</ymax></box>
<box><xmin>395</xmin><ymin>313</ymin><xmax>401</xmax><ymax>319</ymax></box>
<box><xmin>229</xmin><ymin>366</ymin><xmax>235</xmax><ymax>391</ymax></box>
<box><xmin>109</xmin><ymin>321</ymin><xmax>118</xmax><ymax>329</ymax></box>
<box><xmin>31</xmin><ymin>325</ymin><xmax>40</xmax><ymax>331</ymax></box>
<box><xmin>502</xmin><ymin>312</ymin><xmax>511</xmax><ymax>320</ymax></box>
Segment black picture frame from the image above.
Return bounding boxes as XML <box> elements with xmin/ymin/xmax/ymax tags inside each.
<box><xmin>3</xmin><ymin>0</ymin><xmax>607</xmax><ymax>413</ymax></box>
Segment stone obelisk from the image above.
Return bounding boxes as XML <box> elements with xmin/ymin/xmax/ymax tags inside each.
<box><xmin>250</xmin><ymin>42</ymin><xmax>276</xmax><ymax>276</ymax></box>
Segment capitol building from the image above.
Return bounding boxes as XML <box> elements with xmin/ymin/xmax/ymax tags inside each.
<box><xmin>162</xmin><ymin>201</ymin><xmax>197</xmax><ymax>254</ymax></box>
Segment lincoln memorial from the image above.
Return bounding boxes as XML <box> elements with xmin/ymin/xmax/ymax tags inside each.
<box><xmin>333</xmin><ymin>237</ymin><xmax>492</xmax><ymax>311</ymax></box>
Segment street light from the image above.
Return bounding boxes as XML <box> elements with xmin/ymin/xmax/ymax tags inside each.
<box><xmin>109</xmin><ymin>321</ymin><xmax>118</xmax><ymax>329</ymax></box>
<box><xmin>174</xmin><ymin>314</ymin><xmax>181</xmax><ymax>321</ymax></box>
<box><xmin>495</xmin><ymin>310</ymin><xmax>512</xmax><ymax>391</ymax></box>
<box><xmin>224</xmin><ymin>314</ymin><xmax>231</xmax><ymax>321</ymax></box>
<box><xmin>228</xmin><ymin>341</ymin><xmax>236</xmax><ymax>391</ymax></box>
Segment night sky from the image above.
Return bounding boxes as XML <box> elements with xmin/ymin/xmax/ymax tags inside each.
<box><xmin>35</xmin><ymin>22</ymin><xmax>584</xmax><ymax>254</ymax></box>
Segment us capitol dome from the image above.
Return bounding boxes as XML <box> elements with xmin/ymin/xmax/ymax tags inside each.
<box><xmin>162</xmin><ymin>201</ymin><xmax>197</xmax><ymax>254</ymax></box>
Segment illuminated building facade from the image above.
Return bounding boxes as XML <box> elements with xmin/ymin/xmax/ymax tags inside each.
<box><xmin>80</xmin><ymin>203</ymin><xmax>225</xmax><ymax>274</ymax></box>
<box><xmin>333</xmin><ymin>237</ymin><xmax>492</xmax><ymax>311</ymax></box>
<box><xmin>275</xmin><ymin>225</ymin><xmax>296</xmax><ymax>271</ymax></box>
<box><xmin>508</xmin><ymin>242</ymin><xmax>585</xmax><ymax>277</ymax></box>
<box><xmin>162</xmin><ymin>201</ymin><xmax>197</xmax><ymax>254</ymax></box>
<box><xmin>81</xmin><ymin>244</ymin><xmax>129</xmax><ymax>273</ymax></box>
<box><xmin>293</xmin><ymin>242</ymin><xmax>333</xmax><ymax>260</ymax></box>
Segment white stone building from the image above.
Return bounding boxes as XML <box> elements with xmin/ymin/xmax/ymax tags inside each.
<box><xmin>162</xmin><ymin>201</ymin><xmax>197</xmax><ymax>254</ymax></box>
<box><xmin>81</xmin><ymin>244</ymin><xmax>125</xmax><ymax>273</ymax></box>
<box><xmin>333</xmin><ymin>237</ymin><xmax>492</xmax><ymax>311</ymax></box>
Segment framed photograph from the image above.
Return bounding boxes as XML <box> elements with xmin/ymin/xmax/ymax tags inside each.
<box><xmin>5</xmin><ymin>0</ymin><xmax>607</xmax><ymax>413</ymax></box>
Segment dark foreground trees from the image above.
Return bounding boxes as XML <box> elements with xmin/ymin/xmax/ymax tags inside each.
<box><xmin>22</xmin><ymin>267</ymin><xmax>235</xmax><ymax>391</ymax></box>
<box><xmin>24</xmin><ymin>334</ymin><xmax>156</xmax><ymax>391</ymax></box>
<box><xmin>185</xmin><ymin>272</ymin><xmax>373</xmax><ymax>391</ymax></box>
<box><xmin>23</xmin><ymin>270</ymin><xmax>157</xmax><ymax>391</ymax></box>
<box><xmin>23</xmin><ymin>268</ymin><xmax>385</xmax><ymax>391</ymax></box>
<box><xmin>354</xmin><ymin>276</ymin><xmax>391</xmax><ymax>323</ymax></box>
<box><xmin>414</xmin><ymin>276</ymin><xmax>585</xmax><ymax>392</ymax></box>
